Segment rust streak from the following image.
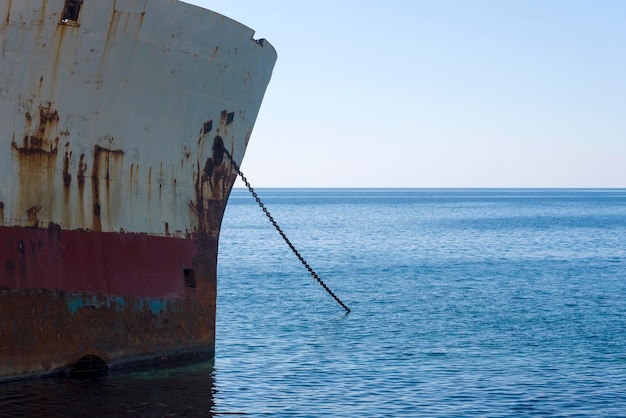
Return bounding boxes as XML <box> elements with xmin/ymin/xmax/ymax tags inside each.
<box><xmin>13</xmin><ymin>105</ymin><xmax>60</xmax><ymax>155</ymax></box>
<box><xmin>77</xmin><ymin>153</ymin><xmax>87</xmax><ymax>187</ymax></box>
<box><xmin>91</xmin><ymin>144</ymin><xmax>124</xmax><ymax>230</ymax></box>
<box><xmin>63</xmin><ymin>149</ymin><xmax>72</xmax><ymax>187</ymax></box>
<box><xmin>93</xmin><ymin>144</ymin><xmax>124</xmax><ymax>180</ymax></box>
<box><xmin>4</xmin><ymin>0</ymin><xmax>12</xmax><ymax>24</ymax></box>
<box><xmin>26</xmin><ymin>205</ymin><xmax>42</xmax><ymax>227</ymax></box>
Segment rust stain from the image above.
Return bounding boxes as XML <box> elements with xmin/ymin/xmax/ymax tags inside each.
<box><xmin>62</xmin><ymin>145</ymin><xmax>72</xmax><ymax>209</ymax></box>
<box><xmin>93</xmin><ymin>5</ymin><xmax>145</xmax><ymax>94</ymax></box>
<box><xmin>0</xmin><ymin>288</ymin><xmax>215</xmax><ymax>380</ymax></box>
<box><xmin>106</xmin><ymin>9</ymin><xmax>120</xmax><ymax>40</ymax></box>
<box><xmin>76</xmin><ymin>150</ymin><xmax>87</xmax><ymax>232</ymax></box>
<box><xmin>132</xmin><ymin>164</ymin><xmax>140</xmax><ymax>190</ymax></box>
<box><xmin>106</xmin><ymin>7</ymin><xmax>145</xmax><ymax>42</ymax></box>
<box><xmin>244</xmin><ymin>127</ymin><xmax>253</xmax><ymax>147</ymax></box>
<box><xmin>93</xmin><ymin>143</ymin><xmax>124</xmax><ymax>181</ymax></box>
<box><xmin>77</xmin><ymin>153</ymin><xmax>87</xmax><ymax>188</ymax></box>
<box><xmin>63</xmin><ymin>148</ymin><xmax>72</xmax><ymax>187</ymax></box>
<box><xmin>4</xmin><ymin>0</ymin><xmax>12</xmax><ymax>24</ymax></box>
<box><xmin>91</xmin><ymin>143</ymin><xmax>124</xmax><ymax>230</ymax></box>
<box><xmin>158</xmin><ymin>162</ymin><xmax>165</xmax><ymax>188</ymax></box>
<box><xmin>190</xmin><ymin>109</ymin><xmax>239</xmax><ymax>229</ymax></box>
<box><xmin>216</xmin><ymin>110</ymin><xmax>235</xmax><ymax>137</ymax></box>
<box><xmin>91</xmin><ymin>154</ymin><xmax>101</xmax><ymax>228</ymax></box>
<box><xmin>26</xmin><ymin>205</ymin><xmax>42</xmax><ymax>227</ymax></box>
<box><xmin>13</xmin><ymin>104</ymin><xmax>60</xmax><ymax>155</ymax></box>
<box><xmin>210</xmin><ymin>46</ymin><xmax>219</xmax><ymax>61</ymax></box>
<box><xmin>12</xmin><ymin>140</ymin><xmax>58</xmax><ymax>225</ymax></box>
<box><xmin>192</xmin><ymin>130</ymin><xmax>235</xmax><ymax>242</ymax></box>
<box><xmin>53</xmin><ymin>24</ymin><xmax>66</xmax><ymax>81</ymax></box>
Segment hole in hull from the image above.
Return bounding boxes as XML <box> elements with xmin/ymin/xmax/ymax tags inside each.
<box><xmin>70</xmin><ymin>355</ymin><xmax>109</xmax><ymax>378</ymax></box>
<box><xmin>61</xmin><ymin>0</ymin><xmax>83</xmax><ymax>22</ymax></box>
<box><xmin>184</xmin><ymin>267</ymin><xmax>197</xmax><ymax>288</ymax></box>
<box><xmin>212</xmin><ymin>136</ymin><xmax>224</xmax><ymax>165</ymax></box>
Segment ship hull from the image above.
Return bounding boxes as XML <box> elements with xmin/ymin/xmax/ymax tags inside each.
<box><xmin>0</xmin><ymin>225</ymin><xmax>218</xmax><ymax>379</ymax></box>
<box><xmin>0</xmin><ymin>0</ymin><xmax>276</xmax><ymax>380</ymax></box>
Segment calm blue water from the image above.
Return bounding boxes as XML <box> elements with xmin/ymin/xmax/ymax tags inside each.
<box><xmin>2</xmin><ymin>189</ymin><xmax>626</xmax><ymax>417</ymax></box>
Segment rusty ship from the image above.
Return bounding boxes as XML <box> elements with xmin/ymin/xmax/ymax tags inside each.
<box><xmin>0</xmin><ymin>0</ymin><xmax>276</xmax><ymax>380</ymax></box>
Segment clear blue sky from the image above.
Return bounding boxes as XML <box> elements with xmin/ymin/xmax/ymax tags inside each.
<box><xmin>190</xmin><ymin>1</ymin><xmax>625</xmax><ymax>187</ymax></box>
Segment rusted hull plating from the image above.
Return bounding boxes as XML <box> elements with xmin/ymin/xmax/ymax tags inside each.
<box><xmin>0</xmin><ymin>0</ymin><xmax>276</xmax><ymax>380</ymax></box>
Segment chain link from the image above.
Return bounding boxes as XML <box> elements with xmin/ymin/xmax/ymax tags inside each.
<box><xmin>219</xmin><ymin>145</ymin><xmax>350</xmax><ymax>313</ymax></box>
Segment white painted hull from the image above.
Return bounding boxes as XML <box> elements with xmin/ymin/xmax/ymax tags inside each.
<box><xmin>0</xmin><ymin>0</ymin><xmax>276</xmax><ymax>380</ymax></box>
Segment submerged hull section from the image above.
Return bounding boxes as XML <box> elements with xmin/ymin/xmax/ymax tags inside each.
<box><xmin>0</xmin><ymin>0</ymin><xmax>276</xmax><ymax>380</ymax></box>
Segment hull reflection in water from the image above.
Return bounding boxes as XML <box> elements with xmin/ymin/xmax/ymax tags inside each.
<box><xmin>0</xmin><ymin>361</ymin><xmax>218</xmax><ymax>416</ymax></box>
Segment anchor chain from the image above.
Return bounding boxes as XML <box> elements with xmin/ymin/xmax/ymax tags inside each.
<box><xmin>219</xmin><ymin>144</ymin><xmax>350</xmax><ymax>314</ymax></box>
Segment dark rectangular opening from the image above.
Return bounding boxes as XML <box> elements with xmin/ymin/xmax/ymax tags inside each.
<box><xmin>203</xmin><ymin>120</ymin><xmax>213</xmax><ymax>134</ymax></box>
<box><xmin>62</xmin><ymin>0</ymin><xmax>83</xmax><ymax>22</ymax></box>
<box><xmin>183</xmin><ymin>268</ymin><xmax>197</xmax><ymax>288</ymax></box>
<box><xmin>220</xmin><ymin>110</ymin><xmax>235</xmax><ymax>126</ymax></box>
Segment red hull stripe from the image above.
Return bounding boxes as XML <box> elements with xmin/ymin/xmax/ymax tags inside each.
<box><xmin>0</xmin><ymin>226</ymin><xmax>197</xmax><ymax>298</ymax></box>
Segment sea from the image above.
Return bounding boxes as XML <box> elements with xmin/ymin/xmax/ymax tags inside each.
<box><xmin>1</xmin><ymin>188</ymin><xmax>625</xmax><ymax>417</ymax></box>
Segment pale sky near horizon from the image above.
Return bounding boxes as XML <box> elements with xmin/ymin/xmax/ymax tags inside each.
<box><xmin>189</xmin><ymin>1</ymin><xmax>625</xmax><ymax>188</ymax></box>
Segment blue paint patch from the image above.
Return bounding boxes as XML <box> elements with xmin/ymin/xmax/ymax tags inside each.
<box><xmin>147</xmin><ymin>299</ymin><xmax>167</xmax><ymax>314</ymax></box>
<box><xmin>66</xmin><ymin>297</ymin><xmax>85</xmax><ymax>314</ymax></box>
<box><xmin>66</xmin><ymin>295</ymin><xmax>168</xmax><ymax>314</ymax></box>
<box><xmin>66</xmin><ymin>295</ymin><xmax>98</xmax><ymax>314</ymax></box>
<box><xmin>105</xmin><ymin>296</ymin><xmax>125</xmax><ymax>310</ymax></box>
